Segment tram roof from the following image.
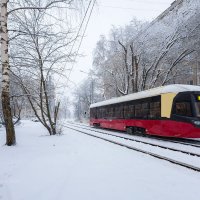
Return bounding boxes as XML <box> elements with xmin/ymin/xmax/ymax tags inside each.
<box><xmin>90</xmin><ymin>84</ymin><xmax>200</xmax><ymax>108</ymax></box>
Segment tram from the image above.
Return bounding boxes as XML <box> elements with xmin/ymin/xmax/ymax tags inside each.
<box><xmin>90</xmin><ymin>84</ymin><xmax>200</xmax><ymax>138</ymax></box>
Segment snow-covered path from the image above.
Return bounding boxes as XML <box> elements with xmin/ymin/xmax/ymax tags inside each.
<box><xmin>1</xmin><ymin>120</ymin><xmax>200</xmax><ymax>200</ymax></box>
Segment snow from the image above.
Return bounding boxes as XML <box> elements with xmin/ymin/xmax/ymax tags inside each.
<box><xmin>90</xmin><ymin>84</ymin><xmax>200</xmax><ymax>108</ymax></box>
<box><xmin>140</xmin><ymin>0</ymin><xmax>200</xmax><ymax>42</ymax></box>
<box><xmin>1</xmin><ymin>120</ymin><xmax>200</xmax><ymax>200</ymax></box>
<box><xmin>66</xmin><ymin>123</ymin><xmax>200</xmax><ymax>167</ymax></box>
<box><xmin>74</xmin><ymin>122</ymin><xmax>200</xmax><ymax>154</ymax></box>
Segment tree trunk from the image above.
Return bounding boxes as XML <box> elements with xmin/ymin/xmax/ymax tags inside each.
<box><xmin>134</xmin><ymin>55</ymin><xmax>139</xmax><ymax>92</ymax></box>
<box><xmin>1</xmin><ymin>0</ymin><xmax>16</xmax><ymax>145</ymax></box>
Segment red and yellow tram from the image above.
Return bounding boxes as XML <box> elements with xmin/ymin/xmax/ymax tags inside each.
<box><xmin>90</xmin><ymin>84</ymin><xmax>200</xmax><ymax>138</ymax></box>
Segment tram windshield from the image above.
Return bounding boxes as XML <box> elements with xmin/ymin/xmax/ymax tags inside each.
<box><xmin>194</xmin><ymin>95</ymin><xmax>200</xmax><ymax>117</ymax></box>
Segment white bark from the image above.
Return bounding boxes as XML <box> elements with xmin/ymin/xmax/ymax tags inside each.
<box><xmin>1</xmin><ymin>0</ymin><xmax>10</xmax><ymax>90</ymax></box>
<box><xmin>1</xmin><ymin>0</ymin><xmax>16</xmax><ymax>146</ymax></box>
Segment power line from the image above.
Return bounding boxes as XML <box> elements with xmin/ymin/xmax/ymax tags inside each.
<box><xmin>54</xmin><ymin>0</ymin><xmax>94</xmax><ymax>88</ymax></box>
<box><xmin>69</xmin><ymin>0</ymin><xmax>93</xmax><ymax>55</ymax></box>
<box><xmin>65</xmin><ymin>0</ymin><xmax>96</xmax><ymax>88</ymax></box>
<box><xmin>103</xmin><ymin>0</ymin><xmax>171</xmax><ymax>5</ymax></box>
<box><xmin>99</xmin><ymin>5</ymin><xmax>163</xmax><ymax>11</ymax></box>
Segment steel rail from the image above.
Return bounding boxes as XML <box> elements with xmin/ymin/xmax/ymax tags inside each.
<box><xmin>64</xmin><ymin>125</ymin><xmax>200</xmax><ymax>172</ymax></box>
<box><xmin>67</xmin><ymin>121</ymin><xmax>200</xmax><ymax>148</ymax></box>
<box><xmin>65</xmin><ymin>122</ymin><xmax>200</xmax><ymax>157</ymax></box>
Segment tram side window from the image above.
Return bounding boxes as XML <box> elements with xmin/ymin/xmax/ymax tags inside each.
<box><xmin>100</xmin><ymin>107</ymin><xmax>105</xmax><ymax>118</ymax></box>
<box><xmin>115</xmin><ymin>104</ymin><xmax>124</xmax><ymax>118</ymax></box>
<box><xmin>123</xmin><ymin>103</ymin><xmax>135</xmax><ymax>119</ymax></box>
<box><xmin>149</xmin><ymin>102</ymin><xmax>161</xmax><ymax>119</ymax></box>
<box><xmin>95</xmin><ymin>108</ymin><xmax>98</xmax><ymax>118</ymax></box>
<box><xmin>124</xmin><ymin>104</ymin><xmax>129</xmax><ymax>119</ymax></box>
<box><xmin>105</xmin><ymin>105</ymin><xmax>115</xmax><ymax>118</ymax></box>
<box><xmin>104</xmin><ymin>106</ymin><xmax>108</xmax><ymax>118</ymax></box>
<box><xmin>141</xmin><ymin>103</ymin><xmax>149</xmax><ymax>119</ymax></box>
<box><xmin>109</xmin><ymin>106</ymin><xmax>114</xmax><ymax>118</ymax></box>
<box><xmin>107</xmin><ymin>107</ymin><xmax>111</xmax><ymax>118</ymax></box>
<box><xmin>94</xmin><ymin>108</ymin><xmax>97</xmax><ymax>119</ymax></box>
<box><xmin>120</xmin><ymin>105</ymin><xmax>124</xmax><ymax>118</ymax></box>
<box><xmin>175</xmin><ymin>102</ymin><xmax>192</xmax><ymax>117</ymax></box>
<box><xmin>102</xmin><ymin>107</ymin><xmax>106</xmax><ymax>118</ymax></box>
<box><xmin>111</xmin><ymin>106</ymin><xmax>115</xmax><ymax>118</ymax></box>
<box><xmin>96</xmin><ymin>107</ymin><xmax>100</xmax><ymax>118</ymax></box>
<box><xmin>135</xmin><ymin>104</ymin><xmax>142</xmax><ymax>118</ymax></box>
<box><xmin>129</xmin><ymin>105</ymin><xmax>135</xmax><ymax>118</ymax></box>
<box><xmin>97</xmin><ymin>107</ymin><xmax>105</xmax><ymax>119</ymax></box>
<box><xmin>134</xmin><ymin>102</ymin><xmax>150</xmax><ymax>119</ymax></box>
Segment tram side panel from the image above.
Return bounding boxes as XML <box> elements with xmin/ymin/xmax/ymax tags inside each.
<box><xmin>90</xmin><ymin>92</ymin><xmax>200</xmax><ymax>138</ymax></box>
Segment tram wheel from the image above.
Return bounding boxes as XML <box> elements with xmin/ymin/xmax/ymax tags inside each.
<box><xmin>126</xmin><ymin>127</ymin><xmax>134</xmax><ymax>135</ymax></box>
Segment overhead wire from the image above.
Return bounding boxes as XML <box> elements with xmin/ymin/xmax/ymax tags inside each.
<box><xmin>64</xmin><ymin>0</ymin><xmax>169</xmax><ymax>88</ymax></box>
<box><xmin>54</xmin><ymin>0</ymin><xmax>94</xmax><ymax>89</ymax></box>
<box><xmin>65</xmin><ymin>0</ymin><xmax>96</xmax><ymax>89</ymax></box>
<box><xmin>58</xmin><ymin>0</ymin><xmax>170</xmax><ymax>93</ymax></box>
<box><xmin>98</xmin><ymin>5</ymin><xmax>165</xmax><ymax>12</ymax></box>
<box><xmin>102</xmin><ymin>0</ymin><xmax>171</xmax><ymax>5</ymax></box>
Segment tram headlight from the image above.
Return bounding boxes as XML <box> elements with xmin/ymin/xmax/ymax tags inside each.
<box><xmin>192</xmin><ymin>120</ymin><xmax>200</xmax><ymax>127</ymax></box>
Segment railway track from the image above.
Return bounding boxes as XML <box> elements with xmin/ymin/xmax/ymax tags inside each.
<box><xmin>65</xmin><ymin>122</ymin><xmax>200</xmax><ymax>157</ymax></box>
<box><xmin>67</xmin><ymin>121</ymin><xmax>200</xmax><ymax>148</ymax></box>
<box><xmin>63</xmin><ymin>124</ymin><xmax>200</xmax><ymax>172</ymax></box>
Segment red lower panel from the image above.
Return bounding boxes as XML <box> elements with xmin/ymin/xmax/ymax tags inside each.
<box><xmin>90</xmin><ymin>118</ymin><xmax>200</xmax><ymax>138</ymax></box>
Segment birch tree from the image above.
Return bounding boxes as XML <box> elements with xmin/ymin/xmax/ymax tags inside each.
<box><xmin>10</xmin><ymin>7</ymin><xmax>70</xmax><ymax>135</ymax></box>
<box><xmin>1</xmin><ymin>0</ymin><xmax>15</xmax><ymax>145</ymax></box>
<box><xmin>0</xmin><ymin>0</ymin><xmax>86</xmax><ymax>145</ymax></box>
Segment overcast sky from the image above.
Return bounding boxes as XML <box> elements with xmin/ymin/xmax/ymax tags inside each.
<box><xmin>65</xmin><ymin>0</ymin><xmax>174</xmax><ymax>91</ymax></box>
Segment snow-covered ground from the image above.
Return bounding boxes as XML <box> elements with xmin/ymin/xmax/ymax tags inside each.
<box><xmin>1</xmin><ymin>120</ymin><xmax>200</xmax><ymax>200</ymax></box>
<box><xmin>65</xmin><ymin>123</ymin><xmax>200</xmax><ymax>167</ymax></box>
